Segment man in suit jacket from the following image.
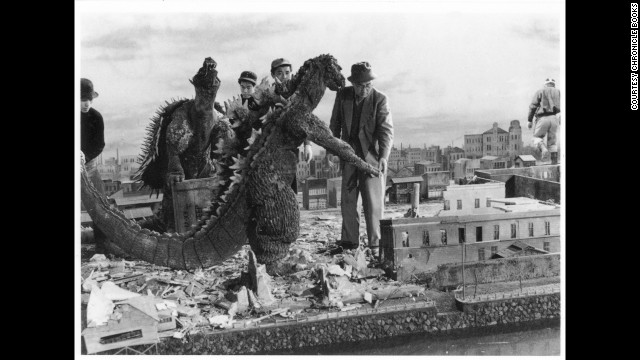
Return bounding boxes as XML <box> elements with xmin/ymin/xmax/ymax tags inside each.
<box><xmin>329</xmin><ymin>62</ymin><xmax>393</xmax><ymax>259</ymax></box>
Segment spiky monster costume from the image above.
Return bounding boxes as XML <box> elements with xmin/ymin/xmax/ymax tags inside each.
<box><xmin>81</xmin><ymin>54</ymin><xmax>380</xmax><ymax>274</ymax></box>
<box><xmin>133</xmin><ymin>57</ymin><xmax>223</xmax><ymax>233</ymax></box>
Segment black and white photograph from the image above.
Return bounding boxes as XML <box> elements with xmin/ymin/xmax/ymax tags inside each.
<box><xmin>76</xmin><ymin>0</ymin><xmax>565</xmax><ymax>356</ymax></box>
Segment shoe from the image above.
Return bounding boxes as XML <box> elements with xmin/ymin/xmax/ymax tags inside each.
<box><xmin>335</xmin><ymin>241</ymin><xmax>360</xmax><ymax>250</ymax></box>
<box><xmin>537</xmin><ymin>142</ymin><xmax>549</xmax><ymax>162</ymax></box>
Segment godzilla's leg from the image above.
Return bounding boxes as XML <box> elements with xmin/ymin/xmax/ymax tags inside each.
<box><xmin>247</xmin><ymin>152</ymin><xmax>299</xmax><ymax>274</ymax></box>
<box><xmin>248</xmin><ymin>186</ymin><xmax>299</xmax><ymax>274</ymax></box>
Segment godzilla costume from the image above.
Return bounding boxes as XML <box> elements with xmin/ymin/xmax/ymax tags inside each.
<box><xmin>80</xmin><ymin>54</ymin><xmax>380</xmax><ymax>274</ymax></box>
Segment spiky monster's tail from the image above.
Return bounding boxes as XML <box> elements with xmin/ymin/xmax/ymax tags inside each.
<box><xmin>81</xmin><ymin>157</ymin><xmax>249</xmax><ymax>269</ymax></box>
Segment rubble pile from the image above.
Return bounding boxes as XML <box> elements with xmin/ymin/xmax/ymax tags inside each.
<box><xmin>80</xmin><ymin>204</ymin><xmax>441</xmax><ymax>352</ymax></box>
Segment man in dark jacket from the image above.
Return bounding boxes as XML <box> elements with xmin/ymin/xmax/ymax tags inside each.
<box><xmin>81</xmin><ymin>78</ymin><xmax>105</xmax><ymax>195</ymax></box>
<box><xmin>81</xmin><ymin>78</ymin><xmax>107</xmax><ymax>251</ymax></box>
<box><xmin>329</xmin><ymin>62</ymin><xmax>393</xmax><ymax>259</ymax></box>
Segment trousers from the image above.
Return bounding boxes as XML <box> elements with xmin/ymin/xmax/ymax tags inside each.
<box><xmin>83</xmin><ymin>157</ymin><xmax>107</xmax><ymax>246</ymax></box>
<box><xmin>340</xmin><ymin>162</ymin><xmax>384</xmax><ymax>247</ymax></box>
<box><xmin>532</xmin><ymin>114</ymin><xmax>559</xmax><ymax>152</ymax></box>
<box><xmin>85</xmin><ymin>157</ymin><xmax>106</xmax><ymax>195</ymax></box>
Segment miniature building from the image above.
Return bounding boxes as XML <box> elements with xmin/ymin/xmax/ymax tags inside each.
<box><xmin>327</xmin><ymin>177</ymin><xmax>342</xmax><ymax>208</ymax></box>
<box><xmin>111</xmin><ymin>192</ymin><xmax>163</xmax><ymax>215</ymax></box>
<box><xmin>170</xmin><ymin>177</ymin><xmax>217</xmax><ymax>233</ymax></box>
<box><xmin>102</xmin><ymin>179</ymin><xmax>121</xmax><ymax>196</ymax></box>
<box><xmin>422</xmin><ymin>145</ymin><xmax>442</xmax><ymax>164</ymax></box>
<box><xmin>474</xmin><ymin>164</ymin><xmax>561</xmax><ymax>203</ymax></box>
<box><xmin>452</xmin><ymin>158</ymin><xmax>481</xmax><ymax>180</ymax></box>
<box><xmin>303</xmin><ymin>178</ymin><xmax>328</xmax><ymax>210</ymax></box>
<box><xmin>441</xmin><ymin>180</ymin><xmax>505</xmax><ymax>213</ymax></box>
<box><xmin>442</xmin><ymin>146</ymin><xmax>465</xmax><ymax>172</ymax></box>
<box><xmin>420</xmin><ymin>171</ymin><xmax>450</xmax><ymax>199</ymax></box>
<box><xmin>389</xmin><ymin>176</ymin><xmax>423</xmax><ymax>203</ymax></box>
<box><xmin>464</xmin><ymin>121</ymin><xmax>523</xmax><ymax>160</ymax></box>
<box><xmin>81</xmin><ymin>208</ymin><xmax>154</xmax><ymax>226</ymax></box>
<box><xmin>414</xmin><ymin>161</ymin><xmax>442</xmax><ymax>175</ymax></box>
<box><xmin>480</xmin><ymin>155</ymin><xmax>508</xmax><ymax>170</ymax></box>
<box><xmin>395</xmin><ymin>166</ymin><xmax>415</xmax><ymax>178</ymax></box>
<box><xmin>514</xmin><ymin>154</ymin><xmax>537</xmax><ymax>168</ymax></box>
<box><xmin>82</xmin><ymin>302</ymin><xmax>159</xmax><ymax>354</ymax></box>
<box><xmin>379</xmin><ymin>197</ymin><xmax>560</xmax><ymax>280</ymax></box>
<box><xmin>491</xmin><ymin>240</ymin><xmax>548</xmax><ymax>258</ymax></box>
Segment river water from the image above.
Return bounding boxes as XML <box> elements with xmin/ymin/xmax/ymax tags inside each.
<box><xmin>263</xmin><ymin>321</ymin><xmax>561</xmax><ymax>356</ymax></box>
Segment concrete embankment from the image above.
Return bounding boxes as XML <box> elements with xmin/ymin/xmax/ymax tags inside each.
<box><xmin>149</xmin><ymin>290</ymin><xmax>559</xmax><ymax>355</ymax></box>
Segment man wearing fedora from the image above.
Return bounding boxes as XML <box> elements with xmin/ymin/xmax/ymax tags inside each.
<box><xmin>81</xmin><ymin>78</ymin><xmax>106</xmax><ymax>195</ymax></box>
<box><xmin>81</xmin><ymin>78</ymin><xmax>108</xmax><ymax>252</ymax></box>
<box><xmin>527</xmin><ymin>78</ymin><xmax>561</xmax><ymax>165</ymax></box>
<box><xmin>329</xmin><ymin>61</ymin><xmax>393</xmax><ymax>259</ymax></box>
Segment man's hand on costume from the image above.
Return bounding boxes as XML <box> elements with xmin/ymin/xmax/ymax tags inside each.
<box><xmin>304</xmin><ymin>144</ymin><xmax>313</xmax><ymax>163</ymax></box>
<box><xmin>379</xmin><ymin>158</ymin><xmax>387</xmax><ymax>174</ymax></box>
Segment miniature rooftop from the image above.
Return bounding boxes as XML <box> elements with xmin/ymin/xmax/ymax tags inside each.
<box><xmin>441</xmin><ymin>197</ymin><xmax>558</xmax><ymax>216</ymax></box>
<box><xmin>81</xmin><ymin>207</ymin><xmax>153</xmax><ymax>223</ymax></box>
<box><xmin>112</xmin><ymin>194</ymin><xmax>164</xmax><ymax>207</ymax></box>
<box><xmin>390</xmin><ymin>176</ymin><xmax>424</xmax><ymax>184</ymax></box>
<box><xmin>516</xmin><ymin>155</ymin><xmax>537</xmax><ymax>162</ymax></box>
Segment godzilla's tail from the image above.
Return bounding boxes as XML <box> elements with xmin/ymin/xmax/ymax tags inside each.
<box><xmin>81</xmin><ymin>159</ymin><xmax>248</xmax><ymax>269</ymax></box>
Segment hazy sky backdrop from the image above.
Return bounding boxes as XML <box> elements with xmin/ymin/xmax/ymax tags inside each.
<box><xmin>77</xmin><ymin>1</ymin><xmax>563</xmax><ymax>159</ymax></box>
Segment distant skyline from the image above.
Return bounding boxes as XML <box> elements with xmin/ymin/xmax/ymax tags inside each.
<box><xmin>77</xmin><ymin>1</ymin><xmax>563</xmax><ymax>159</ymax></box>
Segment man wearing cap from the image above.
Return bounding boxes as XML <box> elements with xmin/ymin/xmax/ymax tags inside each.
<box><xmin>527</xmin><ymin>78</ymin><xmax>561</xmax><ymax>165</ymax></box>
<box><xmin>329</xmin><ymin>61</ymin><xmax>393</xmax><ymax>259</ymax></box>
<box><xmin>270</xmin><ymin>58</ymin><xmax>313</xmax><ymax>192</ymax></box>
<box><xmin>238</xmin><ymin>70</ymin><xmax>261</xmax><ymax>112</ymax></box>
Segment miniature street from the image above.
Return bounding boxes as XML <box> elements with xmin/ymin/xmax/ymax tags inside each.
<box><xmin>80</xmin><ymin>200</ymin><xmax>560</xmax><ymax>354</ymax></box>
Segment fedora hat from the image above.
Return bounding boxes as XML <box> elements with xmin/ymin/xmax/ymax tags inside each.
<box><xmin>238</xmin><ymin>71</ymin><xmax>257</xmax><ymax>85</ymax></box>
<box><xmin>81</xmin><ymin>78</ymin><xmax>99</xmax><ymax>100</ymax></box>
<box><xmin>270</xmin><ymin>58</ymin><xmax>292</xmax><ymax>72</ymax></box>
<box><xmin>347</xmin><ymin>61</ymin><xmax>377</xmax><ymax>83</ymax></box>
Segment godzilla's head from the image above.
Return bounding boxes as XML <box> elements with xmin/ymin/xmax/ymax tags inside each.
<box><xmin>288</xmin><ymin>54</ymin><xmax>345</xmax><ymax>95</ymax></box>
<box><xmin>317</xmin><ymin>54</ymin><xmax>345</xmax><ymax>92</ymax></box>
<box><xmin>190</xmin><ymin>57</ymin><xmax>221</xmax><ymax>97</ymax></box>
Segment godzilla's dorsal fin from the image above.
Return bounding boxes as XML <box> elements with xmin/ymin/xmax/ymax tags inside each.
<box><xmin>133</xmin><ymin>98</ymin><xmax>191</xmax><ymax>191</ymax></box>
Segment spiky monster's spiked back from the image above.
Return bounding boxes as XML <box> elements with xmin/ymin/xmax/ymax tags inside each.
<box><xmin>133</xmin><ymin>98</ymin><xmax>190</xmax><ymax>193</ymax></box>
